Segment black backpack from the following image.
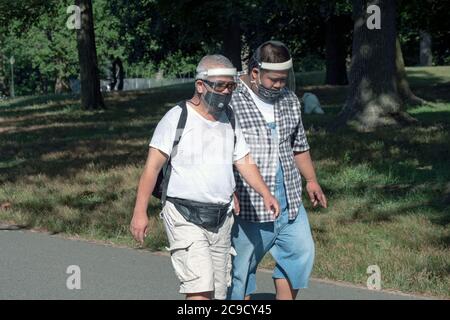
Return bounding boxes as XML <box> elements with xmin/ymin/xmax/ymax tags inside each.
<box><xmin>152</xmin><ymin>100</ymin><xmax>236</xmax><ymax>204</ymax></box>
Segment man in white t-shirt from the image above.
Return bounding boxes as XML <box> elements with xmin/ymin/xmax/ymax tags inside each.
<box><xmin>130</xmin><ymin>55</ymin><xmax>279</xmax><ymax>300</ymax></box>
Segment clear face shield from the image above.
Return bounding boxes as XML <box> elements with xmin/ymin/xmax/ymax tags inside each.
<box><xmin>259</xmin><ymin>58</ymin><xmax>295</xmax><ymax>91</ymax></box>
<box><xmin>195</xmin><ymin>68</ymin><xmax>238</xmax><ymax>113</ymax></box>
<box><xmin>254</xmin><ymin>58</ymin><xmax>296</xmax><ymax>102</ymax></box>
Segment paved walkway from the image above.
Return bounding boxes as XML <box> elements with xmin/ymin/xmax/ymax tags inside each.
<box><xmin>0</xmin><ymin>229</ymin><xmax>431</xmax><ymax>300</ymax></box>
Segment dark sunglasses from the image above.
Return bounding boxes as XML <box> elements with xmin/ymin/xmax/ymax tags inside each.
<box><xmin>202</xmin><ymin>80</ymin><xmax>237</xmax><ymax>93</ymax></box>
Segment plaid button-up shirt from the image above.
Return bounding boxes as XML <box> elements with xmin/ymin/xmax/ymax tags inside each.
<box><xmin>231</xmin><ymin>77</ymin><xmax>310</xmax><ymax>222</ymax></box>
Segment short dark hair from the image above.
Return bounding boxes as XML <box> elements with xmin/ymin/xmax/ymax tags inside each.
<box><xmin>248</xmin><ymin>40</ymin><xmax>291</xmax><ymax>73</ymax></box>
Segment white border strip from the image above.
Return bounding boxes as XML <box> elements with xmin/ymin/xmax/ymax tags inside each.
<box><xmin>259</xmin><ymin>59</ymin><xmax>293</xmax><ymax>71</ymax></box>
<box><xmin>197</xmin><ymin>68</ymin><xmax>237</xmax><ymax>79</ymax></box>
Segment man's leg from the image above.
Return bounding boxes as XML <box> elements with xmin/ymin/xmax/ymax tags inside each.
<box><xmin>228</xmin><ymin>216</ymin><xmax>258</xmax><ymax>300</ymax></box>
<box><xmin>270</xmin><ymin>205</ymin><xmax>315</xmax><ymax>300</ymax></box>
<box><xmin>228</xmin><ymin>216</ymin><xmax>274</xmax><ymax>300</ymax></box>
<box><xmin>186</xmin><ymin>292</ymin><xmax>213</xmax><ymax>300</ymax></box>
<box><xmin>210</xmin><ymin>212</ymin><xmax>234</xmax><ymax>300</ymax></box>
<box><xmin>273</xmin><ymin>278</ymin><xmax>298</xmax><ymax>300</ymax></box>
<box><xmin>244</xmin><ymin>272</ymin><xmax>257</xmax><ymax>300</ymax></box>
<box><xmin>161</xmin><ymin>202</ymin><xmax>215</xmax><ymax>298</ymax></box>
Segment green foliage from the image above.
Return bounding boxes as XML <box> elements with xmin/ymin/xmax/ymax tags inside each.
<box><xmin>399</xmin><ymin>0</ymin><xmax>450</xmax><ymax>65</ymax></box>
<box><xmin>0</xmin><ymin>0</ymin><xmax>128</xmax><ymax>94</ymax></box>
<box><xmin>125</xmin><ymin>61</ymin><xmax>157</xmax><ymax>79</ymax></box>
<box><xmin>296</xmin><ymin>54</ymin><xmax>326</xmax><ymax>72</ymax></box>
<box><xmin>157</xmin><ymin>51</ymin><xmax>198</xmax><ymax>78</ymax></box>
<box><xmin>0</xmin><ymin>0</ymin><xmax>448</xmax><ymax>95</ymax></box>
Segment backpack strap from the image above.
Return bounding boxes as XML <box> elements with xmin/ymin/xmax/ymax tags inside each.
<box><xmin>160</xmin><ymin>101</ymin><xmax>187</xmax><ymax>205</ymax></box>
<box><xmin>225</xmin><ymin>105</ymin><xmax>237</xmax><ymax>147</ymax></box>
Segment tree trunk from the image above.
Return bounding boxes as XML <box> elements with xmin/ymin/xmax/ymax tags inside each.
<box><xmin>325</xmin><ymin>15</ymin><xmax>349</xmax><ymax>85</ymax></box>
<box><xmin>419</xmin><ymin>31</ymin><xmax>433</xmax><ymax>66</ymax></box>
<box><xmin>333</xmin><ymin>0</ymin><xmax>416</xmax><ymax>131</ymax></box>
<box><xmin>0</xmin><ymin>54</ymin><xmax>6</xmax><ymax>96</ymax></box>
<box><xmin>116</xmin><ymin>58</ymin><xmax>124</xmax><ymax>91</ymax></box>
<box><xmin>222</xmin><ymin>4</ymin><xmax>242</xmax><ymax>71</ymax></box>
<box><xmin>396</xmin><ymin>37</ymin><xmax>424</xmax><ymax>106</ymax></box>
<box><xmin>75</xmin><ymin>0</ymin><xmax>104</xmax><ymax>110</ymax></box>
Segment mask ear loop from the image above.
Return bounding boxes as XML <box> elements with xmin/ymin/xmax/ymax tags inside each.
<box><xmin>249</xmin><ymin>68</ymin><xmax>260</xmax><ymax>92</ymax></box>
<box><xmin>252</xmin><ymin>68</ymin><xmax>269</xmax><ymax>92</ymax></box>
<box><xmin>257</xmin><ymin>71</ymin><xmax>263</xmax><ymax>87</ymax></box>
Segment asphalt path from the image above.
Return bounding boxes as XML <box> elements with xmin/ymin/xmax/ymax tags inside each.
<box><xmin>0</xmin><ymin>229</ymin><xmax>430</xmax><ymax>300</ymax></box>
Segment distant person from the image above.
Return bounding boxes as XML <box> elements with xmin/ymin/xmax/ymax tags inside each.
<box><xmin>130</xmin><ymin>54</ymin><xmax>280</xmax><ymax>300</ymax></box>
<box><xmin>114</xmin><ymin>57</ymin><xmax>124</xmax><ymax>91</ymax></box>
<box><xmin>302</xmin><ymin>92</ymin><xmax>325</xmax><ymax>114</ymax></box>
<box><xmin>109</xmin><ymin>56</ymin><xmax>124</xmax><ymax>91</ymax></box>
<box><xmin>229</xmin><ymin>40</ymin><xmax>327</xmax><ymax>300</ymax></box>
<box><xmin>0</xmin><ymin>76</ymin><xmax>7</xmax><ymax>97</ymax></box>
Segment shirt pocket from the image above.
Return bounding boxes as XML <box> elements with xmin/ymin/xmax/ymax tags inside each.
<box><xmin>241</xmin><ymin>127</ymin><xmax>269</xmax><ymax>167</ymax></box>
<box><xmin>278</xmin><ymin>120</ymin><xmax>297</xmax><ymax>145</ymax></box>
<box><xmin>242</xmin><ymin>126</ymin><xmax>270</xmax><ymax>151</ymax></box>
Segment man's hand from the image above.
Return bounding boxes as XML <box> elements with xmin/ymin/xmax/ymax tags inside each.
<box><xmin>294</xmin><ymin>151</ymin><xmax>327</xmax><ymax>209</ymax></box>
<box><xmin>130</xmin><ymin>147</ymin><xmax>167</xmax><ymax>246</ymax></box>
<box><xmin>263</xmin><ymin>192</ymin><xmax>280</xmax><ymax>218</ymax></box>
<box><xmin>130</xmin><ymin>211</ymin><xmax>149</xmax><ymax>245</ymax></box>
<box><xmin>306</xmin><ymin>181</ymin><xmax>327</xmax><ymax>208</ymax></box>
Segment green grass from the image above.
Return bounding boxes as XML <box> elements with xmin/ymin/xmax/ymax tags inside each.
<box><xmin>272</xmin><ymin>101</ymin><xmax>450</xmax><ymax>297</ymax></box>
<box><xmin>0</xmin><ymin>68</ymin><xmax>449</xmax><ymax>298</ymax></box>
<box><xmin>296</xmin><ymin>66</ymin><xmax>450</xmax><ymax>106</ymax></box>
<box><xmin>406</xmin><ymin>66</ymin><xmax>450</xmax><ymax>87</ymax></box>
<box><xmin>295</xmin><ymin>65</ymin><xmax>450</xmax><ymax>87</ymax></box>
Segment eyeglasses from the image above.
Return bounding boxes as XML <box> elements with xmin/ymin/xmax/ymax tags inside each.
<box><xmin>202</xmin><ymin>80</ymin><xmax>237</xmax><ymax>93</ymax></box>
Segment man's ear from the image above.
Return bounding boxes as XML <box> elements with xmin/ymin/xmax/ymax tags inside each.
<box><xmin>195</xmin><ymin>80</ymin><xmax>204</xmax><ymax>94</ymax></box>
<box><xmin>250</xmin><ymin>68</ymin><xmax>259</xmax><ymax>83</ymax></box>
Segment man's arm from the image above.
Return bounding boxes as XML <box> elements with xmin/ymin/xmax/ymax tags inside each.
<box><xmin>294</xmin><ymin>150</ymin><xmax>327</xmax><ymax>208</ymax></box>
<box><xmin>130</xmin><ymin>148</ymin><xmax>167</xmax><ymax>244</ymax></box>
<box><xmin>234</xmin><ymin>153</ymin><xmax>280</xmax><ymax>217</ymax></box>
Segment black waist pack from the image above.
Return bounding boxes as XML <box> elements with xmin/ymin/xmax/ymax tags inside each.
<box><xmin>167</xmin><ymin>197</ymin><xmax>231</xmax><ymax>230</ymax></box>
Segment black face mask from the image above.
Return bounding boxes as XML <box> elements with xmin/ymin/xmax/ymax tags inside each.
<box><xmin>253</xmin><ymin>73</ymin><xmax>282</xmax><ymax>103</ymax></box>
<box><xmin>202</xmin><ymin>90</ymin><xmax>232</xmax><ymax>115</ymax></box>
<box><xmin>256</xmin><ymin>83</ymin><xmax>282</xmax><ymax>103</ymax></box>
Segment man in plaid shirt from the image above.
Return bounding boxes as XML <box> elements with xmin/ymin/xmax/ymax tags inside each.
<box><xmin>228</xmin><ymin>41</ymin><xmax>327</xmax><ymax>300</ymax></box>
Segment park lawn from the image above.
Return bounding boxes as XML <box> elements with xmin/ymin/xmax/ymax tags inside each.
<box><xmin>295</xmin><ymin>65</ymin><xmax>450</xmax><ymax>88</ymax></box>
<box><xmin>0</xmin><ymin>67</ymin><xmax>449</xmax><ymax>298</ymax></box>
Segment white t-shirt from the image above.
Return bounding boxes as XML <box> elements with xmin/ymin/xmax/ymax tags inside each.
<box><xmin>149</xmin><ymin>103</ymin><xmax>250</xmax><ymax>204</ymax></box>
<box><xmin>243</xmin><ymin>81</ymin><xmax>275</xmax><ymax>123</ymax></box>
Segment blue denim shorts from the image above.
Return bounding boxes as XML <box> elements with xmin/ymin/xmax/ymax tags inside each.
<box><xmin>228</xmin><ymin>122</ymin><xmax>315</xmax><ymax>299</ymax></box>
